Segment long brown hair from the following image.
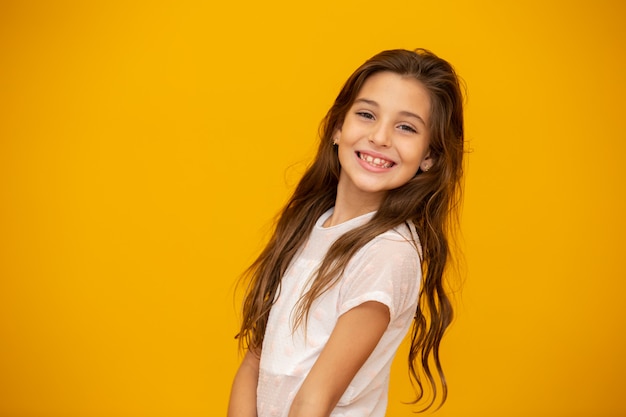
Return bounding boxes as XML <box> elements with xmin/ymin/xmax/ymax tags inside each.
<box><xmin>237</xmin><ymin>48</ymin><xmax>464</xmax><ymax>411</ymax></box>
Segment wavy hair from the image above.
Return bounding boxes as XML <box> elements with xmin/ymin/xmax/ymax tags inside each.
<box><xmin>236</xmin><ymin>48</ymin><xmax>464</xmax><ymax>411</ymax></box>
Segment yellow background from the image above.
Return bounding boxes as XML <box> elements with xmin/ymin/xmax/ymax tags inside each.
<box><xmin>1</xmin><ymin>1</ymin><xmax>625</xmax><ymax>416</ymax></box>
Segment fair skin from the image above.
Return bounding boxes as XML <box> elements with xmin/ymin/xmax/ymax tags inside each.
<box><xmin>227</xmin><ymin>349</ymin><xmax>260</xmax><ymax>417</ymax></box>
<box><xmin>228</xmin><ymin>71</ymin><xmax>433</xmax><ymax>417</ymax></box>
<box><xmin>288</xmin><ymin>301</ymin><xmax>390</xmax><ymax>417</ymax></box>
<box><xmin>326</xmin><ymin>71</ymin><xmax>432</xmax><ymax>227</ymax></box>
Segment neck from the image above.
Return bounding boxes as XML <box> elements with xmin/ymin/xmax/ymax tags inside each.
<box><xmin>323</xmin><ymin>179</ymin><xmax>385</xmax><ymax>227</ymax></box>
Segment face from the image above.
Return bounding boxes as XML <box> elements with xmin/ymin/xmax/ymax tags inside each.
<box><xmin>334</xmin><ymin>71</ymin><xmax>432</xmax><ymax>206</ymax></box>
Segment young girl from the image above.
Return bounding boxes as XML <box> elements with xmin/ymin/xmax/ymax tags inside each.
<box><xmin>228</xmin><ymin>48</ymin><xmax>464</xmax><ymax>417</ymax></box>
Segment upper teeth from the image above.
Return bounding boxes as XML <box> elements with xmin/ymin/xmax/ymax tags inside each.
<box><xmin>360</xmin><ymin>153</ymin><xmax>393</xmax><ymax>168</ymax></box>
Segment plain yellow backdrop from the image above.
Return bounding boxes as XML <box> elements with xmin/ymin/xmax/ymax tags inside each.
<box><xmin>1</xmin><ymin>1</ymin><xmax>625</xmax><ymax>416</ymax></box>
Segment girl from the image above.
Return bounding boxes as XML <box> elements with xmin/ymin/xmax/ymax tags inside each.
<box><xmin>228</xmin><ymin>49</ymin><xmax>464</xmax><ymax>417</ymax></box>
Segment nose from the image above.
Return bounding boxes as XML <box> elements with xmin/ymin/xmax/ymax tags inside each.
<box><xmin>369</xmin><ymin>123</ymin><xmax>391</xmax><ymax>147</ymax></box>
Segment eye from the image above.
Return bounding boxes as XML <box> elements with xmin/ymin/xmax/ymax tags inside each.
<box><xmin>398</xmin><ymin>124</ymin><xmax>417</xmax><ymax>133</ymax></box>
<box><xmin>356</xmin><ymin>111</ymin><xmax>375</xmax><ymax>120</ymax></box>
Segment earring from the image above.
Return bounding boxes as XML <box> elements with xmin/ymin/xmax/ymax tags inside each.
<box><xmin>333</xmin><ymin>138</ymin><xmax>339</xmax><ymax>146</ymax></box>
<box><xmin>422</xmin><ymin>163</ymin><xmax>430</xmax><ymax>171</ymax></box>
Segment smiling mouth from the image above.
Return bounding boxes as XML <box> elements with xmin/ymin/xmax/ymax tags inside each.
<box><xmin>358</xmin><ymin>152</ymin><xmax>395</xmax><ymax>168</ymax></box>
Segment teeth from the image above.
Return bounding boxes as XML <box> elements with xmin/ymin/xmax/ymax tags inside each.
<box><xmin>360</xmin><ymin>153</ymin><xmax>393</xmax><ymax>168</ymax></box>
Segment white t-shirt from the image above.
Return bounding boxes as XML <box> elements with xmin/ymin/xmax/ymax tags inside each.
<box><xmin>257</xmin><ymin>209</ymin><xmax>422</xmax><ymax>417</ymax></box>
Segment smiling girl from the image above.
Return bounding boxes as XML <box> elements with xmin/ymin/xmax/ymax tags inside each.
<box><xmin>228</xmin><ymin>49</ymin><xmax>465</xmax><ymax>417</ymax></box>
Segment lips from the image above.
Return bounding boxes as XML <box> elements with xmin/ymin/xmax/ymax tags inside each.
<box><xmin>357</xmin><ymin>152</ymin><xmax>395</xmax><ymax>168</ymax></box>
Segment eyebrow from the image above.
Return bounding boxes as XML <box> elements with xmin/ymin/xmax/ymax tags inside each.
<box><xmin>354</xmin><ymin>98</ymin><xmax>427</xmax><ymax>126</ymax></box>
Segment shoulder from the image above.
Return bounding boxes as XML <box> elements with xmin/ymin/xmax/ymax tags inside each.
<box><xmin>361</xmin><ymin>222</ymin><xmax>421</xmax><ymax>264</ymax></box>
<box><xmin>338</xmin><ymin>223</ymin><xmax>422</xmax><ymax>320</ymax></box>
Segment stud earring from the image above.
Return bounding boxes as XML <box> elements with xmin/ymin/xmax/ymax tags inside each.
<box><xmin>333</xmin><ymin>138</ymin><xmax>339</xmax><ymax>146</ymax></box>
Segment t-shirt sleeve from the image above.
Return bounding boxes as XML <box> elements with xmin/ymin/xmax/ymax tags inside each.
<box><xmin>337</xmin><ymin>232</ymin><xmax>422</xmax><ymax>321</ymax></box>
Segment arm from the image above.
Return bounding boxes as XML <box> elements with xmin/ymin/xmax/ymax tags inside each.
<box><xmin>227</xmin><ymin>349</ymin><xmax>260</xmax><ymax>417</ymax></box>
<box><xmin>288</xmin><ymin>301</ymin><xmax>390</xmax><ymax>417</ymax></box>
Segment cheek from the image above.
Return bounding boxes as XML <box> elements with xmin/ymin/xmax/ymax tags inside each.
<box><xmin>337</xmin><ymin>145</ymin><xmax>353</xmax><ymax>167</ymax></box>
<box><xmin>399</xmin><ymin>143</ymin><xmax>427</xmax><ymax>164</ymax></box>
<box><xmin>400</xmin><ymin>148</ymin><xmax>429</xmax><ymax>176</ymax></box>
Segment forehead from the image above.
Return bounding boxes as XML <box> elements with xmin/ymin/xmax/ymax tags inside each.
<box><xmin>355</xmin><ymin>71</ymin><xmax>431</xmax><ymax>121</ymax></box>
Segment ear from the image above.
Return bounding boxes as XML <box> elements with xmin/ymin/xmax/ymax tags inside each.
<box><xmin>332</xmin><ymin>127</ymin><xmax>342</xmax><ymax>145</ymax></box>
<box><xmin>420</xmin><ymin>152</ymin><xmax>434</xmax><ymax>171</ymax></box>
